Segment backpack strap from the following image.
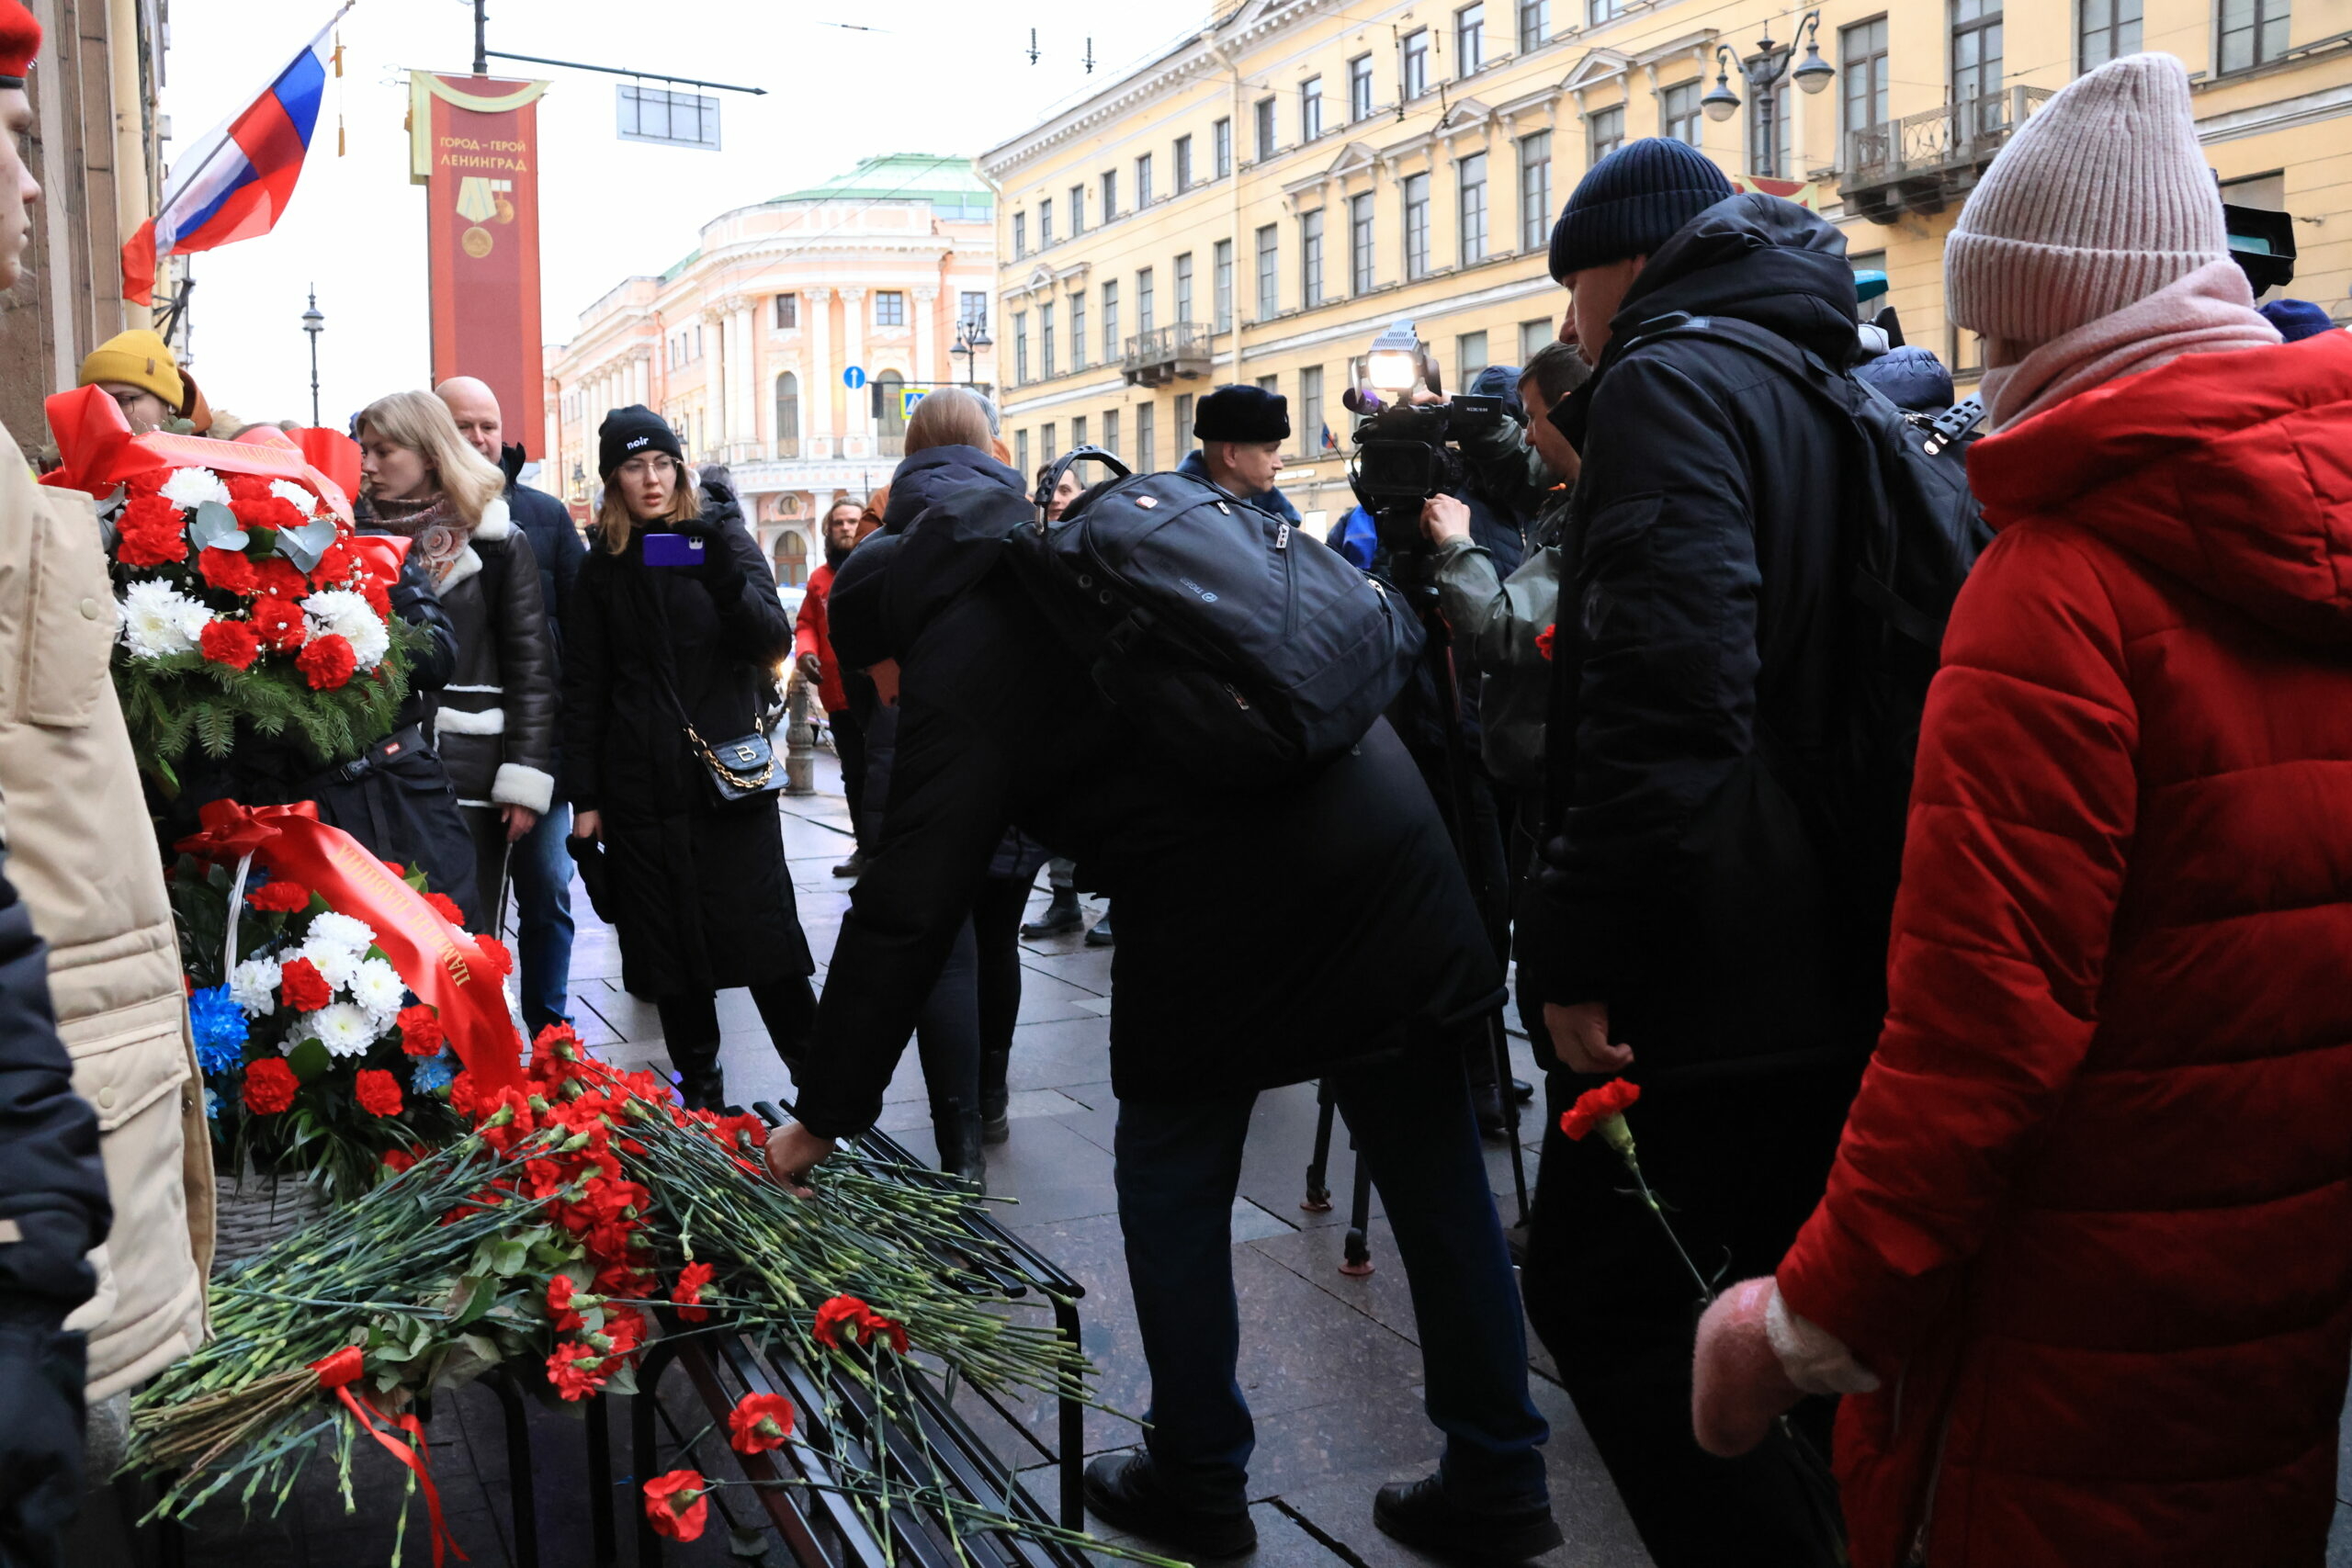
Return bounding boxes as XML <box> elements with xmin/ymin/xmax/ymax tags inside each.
<box><xmin>1035</xmin><ymin>443</ymin><xmax>1131</xmax><ymax>513</ymax></box>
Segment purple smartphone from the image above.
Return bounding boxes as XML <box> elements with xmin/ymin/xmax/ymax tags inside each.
<box><xmin>642</xmin><ymin>533</ymin><xmax>706</xmax><ymax>568</ymax></box>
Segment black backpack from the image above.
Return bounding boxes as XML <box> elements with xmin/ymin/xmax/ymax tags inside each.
<box><xmin>1614</xmin><ymin>313</ymin><xmax>1994</xmax><ymax>914</ymax></box>
<box><xmin>1005</xmin><ymin>447</ymin><xmax>1423</xmax><ymax>790</ymax></box>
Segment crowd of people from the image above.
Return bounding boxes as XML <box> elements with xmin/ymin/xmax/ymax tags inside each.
<box><xmin>6</xmin><ymin>13</ymin><xmax>2352</xmax><ymax>1564</ymax></box>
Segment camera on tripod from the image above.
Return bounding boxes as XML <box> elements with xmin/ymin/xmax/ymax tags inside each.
<box><xmin>1341</xmin><ymin>320</ymin><xmax>1507</xmax><ymax>558</ymax></box>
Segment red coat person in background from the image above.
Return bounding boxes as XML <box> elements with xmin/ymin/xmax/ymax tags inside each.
<box><xmin>794</xmin><ymin>499</ymin><xmax>869</xmax><ymax>875</ymax></box>
<box><xmin>1692</xmin><ymin>55</ymin><xmax>2352</xmax><ymax>1567</ymax></box>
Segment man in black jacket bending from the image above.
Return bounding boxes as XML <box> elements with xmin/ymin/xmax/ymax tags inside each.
<box><xmin>763</xmin><ymin>443</ymin><xmax>1558</xmax><ymax>1565</ymax></box>
<box><xmin>1522</xmin><ymin>140</ymin><xmax>1876</xmax><ymax>1567</ymax></box>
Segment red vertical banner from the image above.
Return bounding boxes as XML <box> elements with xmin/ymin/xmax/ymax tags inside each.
<box><xmin>410</xmin><ymin>73</ymin><xmax>550</xmax><ymax>457</ymax></box>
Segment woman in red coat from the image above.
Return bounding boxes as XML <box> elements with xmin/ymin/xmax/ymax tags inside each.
<box><xmin>1691</xmin><ymin>55</ymin><xmax>2352</xmax><ymax>1566</ymax></box>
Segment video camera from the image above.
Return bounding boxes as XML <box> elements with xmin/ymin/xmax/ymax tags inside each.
<box><xmin>1342</xmin><ymin>321</ymin><xmax>1508</xmax><ymax>558</ymax></box>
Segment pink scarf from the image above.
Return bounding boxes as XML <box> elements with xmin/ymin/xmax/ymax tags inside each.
<box><xmin>1980</xmin><ymin>259</ymin><xmax>2281</xmax><ymax>431</ymax></box>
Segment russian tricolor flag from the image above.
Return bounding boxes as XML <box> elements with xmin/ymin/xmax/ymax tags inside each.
<box><xmin>122</xmin><ymin>7</ymin><xmax>345</xmax><ymax>305</ymax></box>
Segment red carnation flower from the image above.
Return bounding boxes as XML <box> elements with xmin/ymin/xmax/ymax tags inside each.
<box><xmin>225</xmin><ymin>473</ymin><xmax>273</xmax><ymax>503</ymax></box>
<box><xmin>727</xmin><ymin>1393</ymin><xmax>797</xmax><ymax>1455</ymax></box>
<box><xmin>641</xmin><ymin>1471</ymin><xmax>710</xmax><ymax>1542</ymax></box>
<box><xmin>475</xmin><ymin>935</ymin><xmax>514</xmax><ymax>978</ymax></box>
<box><xmin>309</xmin><ymin>537</ymin><xmax>359</xmax><ymax>586</ymax></box>
<box><xmin>242</xmin><ymin>1056</ymin><xmax>300</xmax><ymax>1115</ymax></box>
<box><xmin>296</xmin><ymin>633</ymin><xmax>356</xmax><ymax>691</ymax></box>
<box><xmin>1559</xmin><ymin>1078</ymin><xmax>1642</xmax><ymax>1144</ymax></box>
<box><xmin>380</xmin><ymin>1147</ymin><xmax>418</xmax><ymax>1176</ymax></box>
<box><xmin>811</xmin><ymin>1294</ymin><xmax>908</xmax><ymax>1353</ymax></box>
<box><xmin>1535</xmin><ymin>623</ymin><xmax>1556</xmax><ymax>662</ymax></box>
<box><xmin>197</xmin><ymin>546</ymin><xmax>261</xmax><ymax>595</ymax></box>
<box><xmin>231</xmin><ymin>493</ymin><xmax>306</xmax><ymax>533</ymax></box>
<box><xmin>423</xmin><ymin>891</ymin><xmax>466</xmax><ymax>927</ymax></box>
<box><xmin>198</xmin><ymin>617</ymin><xmax>262</xmax><ymax>671</ymax></box>
<box><xmin>116</xmin><ymin>494</ymin><xmax>188</xmax><ymax>567</ymax></box>
<box><xmin>355</xmin><ymin>1068</ymin><xmax>403</xmax><ymax>1118</ymax></box>
<box><xmin>249</xmin><ymin>595</ymin><xmax>307</xmax><ymax>652</ymax></box>
<box><xmin>547</xmin><ymin>1275</ymin><xmax>589</xmax><ymax>1333</ymax></box>
<box><xmin>673</xmin><ymin>1260</ymin><xmax>717</xmax><ymax>1324</ymax></box>
<box><xmin>245</xmin><ymin>878</ymin><xmax>311</xmax><ymax>913</ymax></box>
<box><xmin>277</xmin><ymin>956</ymin><xmax>331</xmax><ymax>1013</ymax></box>
<box><xmin>396</xmin><ymin>1003</ymin><xmax>443</xmax><ymax>1056</ymax></box>
<box><xmin>253</xmin><ymin>557</ymin><xmax>310</xmax><ymax>600</ymax></box>
<box><xmin>546</xmin><ymin>1342</ymin><xmax>606</xmax><ymax>1401</ymax></box>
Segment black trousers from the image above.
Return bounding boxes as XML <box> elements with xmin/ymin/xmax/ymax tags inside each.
<box><xmin>655</xmin><ymin>977</ymin><xmax>817</xmax><ymax>1081</ymax></box>
<box><xmin>461</xmin><ymin>805</ymin><xmax>515</xmax><ymax>933</ymax></box>
<box><xmin>1521</xmin><ymin>1066</ymin><xmax>1858</xmax><ymax>1568</ymax></box>
<box><xmin>831</xmin><ymin>706</ymin><xmax>868</xmax><ymax>852</ymax></box>
<box><xmin>972</xmin><ymin>874</ymin><xmax>1032</xmax><ymax>1065</ymax></box>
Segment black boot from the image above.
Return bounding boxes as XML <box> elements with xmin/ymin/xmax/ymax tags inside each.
<box><xmin>933</xmin><ymin>1108</ymin><xmax>988</xmax><ymax>1192</ymax></box>
<box><xmin>978</xmin><ymin>1046</ymin><xmax>1011</xmax><ymax>1145</ymax></box>
<box><xmin>671</xmin><ymin>1042</ymin><xmax>727</xmax><ymax>1113</ymax></box>
<box><xmin>1082</xmin><ymin>1454</ymin><xmax>1257</xmax><ymax>1560</ymax></box>
<box><xmin>1021</xmin><ymin>887</ymin><xmax>1081</xmax><ymax>937</ymax></box>
<box><xmin>1465</xmin><ymin>1044</ymin><xmax>1514</xmax><ymax>1145</ymax></box>
<box><xmin>1084</xmin><ymin>911</ymin><xmax>1114</xmax><ymax>947</ymax></box>
<box><xmin>1373</xmin><ymin>1476</ymin><xmax>1561</xmax><ymax>1563</ymax></box>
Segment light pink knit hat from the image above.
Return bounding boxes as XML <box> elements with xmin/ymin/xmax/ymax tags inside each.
<box><xmin>1945</xmin><ymin>53</ymin><xmax>2227</xmax><ymax>346</ymax></box>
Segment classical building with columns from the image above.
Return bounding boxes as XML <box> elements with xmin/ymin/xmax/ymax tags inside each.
<box><xmin>543</xmin><ymin>153</ymin><xmax>998</xmax><ymax>581</ymax></box>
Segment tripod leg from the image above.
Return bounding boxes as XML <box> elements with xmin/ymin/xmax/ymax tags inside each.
<box><xmin>1302</xmin><ymin>1078</ymin><xmax>1336</xmax><ymax>1213</ymax></box>
<box><xmin>1340</xmin><ymin>1142</ymin><xmax>1375</xmax><ymax>1276</ymax></box>
<box><xmin>1493</xmin><ymin>1014</ymin><xmax>1531</xmax><ymax>1226</ymax></box>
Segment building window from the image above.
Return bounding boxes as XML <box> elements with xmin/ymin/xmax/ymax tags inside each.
<box><xmin>1519</xmin><ymin>318</ymin><xmax>1554</xmax><ymax>362</ymax></box>
<box><xmin>1013</xmin><ymin>212</ymin><xmax>1027</xmax><ymax>257</ymax></box>
<box><xmin>774</xmin><ymin>529</ymin><xmax>808</xmax><ymax>586</ymax></box>
<box><xmin>774</xmin><ymin>292</ymin><xmax>798</xmax><ymax>330</ymax></box>
<box><xmin>1214</xmin><ymin>239</ymin><xmax>1235</xmax><ymax>332</ymax></box>
<box><xmin>1175</xmin><ymin>253</ymin><xmax>1194</xmax><ymax>323</ymax></box>
<box><xmin>875</xmin><ymin>290</ymin><xmax>906</xmax><ymax>327</ymax></box>
<box><xmin>1214</xmin><ymin>117</ymin><xmax>1232</xmax><ymax>177</ymax></box>
<box><xmin>1039</xmin><ymin>197</ymin><xmax>1055</xmax><ymax>246</ymax></box>
<box><xmin>1103</xmin><ymin>408</ymin><xmax>1121</xmax><ymax>459</ymax></box>
<box><xmin>1588</xmin><ymin>106</ymin><xmax>1623</xmax><ymax>164</ymax></box>
<box><xmin>1661</xmin><ymin>80</ymin><xmax>1702</xmax><ymax>145</ymax></box>
<box><xmin>1457</xmin><ymin>330</ymin><xmax>1488</xmax><ymax>380</ymax></box>
<box><xmin>2079</xmin><ymin>0</ymin><xmax>2143</xmax><ymax>66</ymax></box>
<box><xmin>1842</xmin><ymin>18</ymin><xmax>1890</xmax><ymax>141</ymax></box>
<box><xmin>1519</xmin><ymin>130</ymin><xmax>1555</xmax><ymax>252</ymax></box>
<box><xmin>1016</xmin><ymin>429</ymin><xmax>1030</xmax><ymax>473</ymax></box>
<box><xmin>1070</xmin><ymin>289</ymin><xmax>1088</xmax><ymax>370</ymax></box>
<box><xmin>1952</xmin><ymin>0</ymin><xmax>2004</xmax><ymax>138</ymax></box>
<box><xmin>1069</xmin><ymin>183</ymin><xmax>1087</xmax><ymax>235</ymax></box>
<box><xmin>2220</xmin><ymin>0</ymin><xmax>2286</xmax><ymax>72</ymax></box>
<box><xmin>876</xmin><ymin>370</ymin><xmax>907</xmax><ymax>438</ymax></box>
<box><xmin>1102</xmin><ymin>278</ymin><xmax>1121</xmax><ymax>362</ymax></box>
<box><xmin>1299</xmin><ymin>365</ymin><xmax>1325</xmax><ymax>453</ymax></box>
<box><xmin>1590</xmin><ymin>0</ymin><xmax>1630</xmax><ymax>21</ymax></box>
<box><xmin>1349</xmin><ymin>53</ymin><xmax>1374</xmax><ymax>119</ymax></box>
<box><xmin>775</xmin><ymin>371</ymin><xmax>799</xmax><ymax>445</ymax></box>
<box><xmin>1136</xmin><ymin>403</ymin><xmax>1156</xmax><ymax>473</ymax></box>
<box><xmin>1747</xmin><ymin>77</ymin><xmax>1792</xmax><ymax>176</ymax></box>
<box><xmin>1403</xmin><ymin>28</ymin><xmax>1430</xmax><ymax>96</ymax></box>
<box><xmin>1403</xmin><ymin>172</ymin><xmax>1431</xmax><ymax>280</ymax></box>
<box><xmin>1947</xmin><ymin>321</ymin><xmax>1984</xmax><ymax>379</ymax></box>
<box><xmin>1175</xmin><ymin>134</ymin><xmax>1194</xmax><ymax>192</ymax></box>
<box><xmin>1301</xmin><ymin>209</ymin><xmax>1326</xmax><ymax>308</ymax></box>
<box><xmin>1456</xmin><ymin>5</ymin><xmax>1486</xmax><ymax>74</ymax></box>
<box><xmin>1518</xmin><ymin>0</ymin><xmax>1549</xmax><ymax>51</ymax></box>
<box><xmin>1459</xmin><ymin>152</ymin><xmax>1488</xmax><ymax>266</ymax></box>
<box><xmin>1101</xmin><ymin>168</ymin><xmax>1119</xmax><ymax>220</ymax></box>
<box><xmin>1071</xmin><ymin>415</ymin><xmax>1087</xmax><ymax>450</ymax></box>
<box><xmin>1302</xmin><ymin>75</ymin><xmax>1324</xmax><ymax>141</ymax></box>
<box><xmin>1174</xmin><ymin>393</ymin><xmax>1193</xmax><ymax>446</ymax></box>
<box><xmin>1255</xmin><ymin>224</ymin><xmax>1280</xmax><ymax>321</ymax></box>
<box><xmin>958</xmin><ymin>291</ymin><xmax>989</xmax><ymax>333</ymax></box>
<box><xmin>1351</xmin><ymin>192</ymin><xmax>1376</xmax><ymax>294</ymax></box>
<box><xmin>1137</xmin><ymin>267</ymin><xmax>1156</xmax><ymax>333</ymax></box>
<box><xmin>1256</xmin><ymin>96</ymin><xmax>1279</xmax><ymax>161</ymax></box>
<box><xmin>1041</xmin><ymin>422</ymin><xmax>1056</xmax><ymax>459</ymax></box>
<box><xmin>1013</xmin><ymin>310</ymin><xmax>1030</xmax><ymax>383</ymax></box>
<box><xmin>1136</xmin><ymin>152</ymin><xmax>1155</xmax><ymax>207</ymax></box>
<box><xmin>1040</xmin><ymin>302</ymin><xmax>1057</xmax><ymax>378</ymax></box>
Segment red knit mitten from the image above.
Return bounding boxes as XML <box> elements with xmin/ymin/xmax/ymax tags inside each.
<box><xmin>1691</xmin><ymin>1277</ymin><xmax>1803</xmax><ymax>1457</ymax></box>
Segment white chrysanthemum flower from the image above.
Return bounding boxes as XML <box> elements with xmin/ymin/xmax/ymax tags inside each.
<box><xmin>158</xmin><ymin>467</ymin><xmax>231</xmax><ymax>511</ymax></box>
<box><xmin>269</xmin><ymin>479</ymin><xmax>323</xmax><ymax>514</ymax></box>
<box><xmin>230</xmin><ymin>955</ymin><xmax>282</xmax><ymax>1017</ymax></box>
<box><xmin>295</xmin><ymin>1001</ymin><xmax>380</xmax><ymax>1058</ymax></box>
<box><xmin>347</xmin><ymin>957</ymin><xmax>406</xmax><ymax>1025</ymax></box>
<box><xmin>120</xmin><ymin>581</ymin><xmax>202</xmax><ymax>659</ymax></box>
<box><xmin>304</xmin><ymin>911</ymin><xmax>375</xmax><ymax>954</ymax></box>
<box><xmin>300</xmin><ymin>588</ymin><xmax>390</xmax><ymax>671</ymax></box>
<box><xmin>296</xmin><ymin>937</ymin><xmax>362</xmax><ymax>992</ymax></box>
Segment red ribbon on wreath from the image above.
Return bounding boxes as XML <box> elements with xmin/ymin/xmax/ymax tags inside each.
<box><xmin>309</xmin><ymin>1346</ymin><xmax>468</xmax><ymax>1565</ymax></box>
<box><xmin>176</xmin><ymin>800</ymin><xmax>521</xmax><ymax>1089</ymax></box>
<box><xmin>40</xmin><ymin>384</ymin><xmax>356</xmax><ymax>525</ymax></box>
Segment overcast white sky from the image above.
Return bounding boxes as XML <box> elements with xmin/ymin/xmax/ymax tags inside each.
<box><xmin>158</xmin><ymin>0</ymin><xmax>1185</xmax><ymax>431</ymax></box>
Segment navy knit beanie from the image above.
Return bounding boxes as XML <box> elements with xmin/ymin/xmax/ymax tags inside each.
<box><xmin>1549</xmin><ymin>138</ymin><xmax>1736</xmax><ymax>282</ymax></box>
<box><xmin>2259</xmin><ymin>298</ymin><xmax>2338</xmax><ymax>343</ymax></box>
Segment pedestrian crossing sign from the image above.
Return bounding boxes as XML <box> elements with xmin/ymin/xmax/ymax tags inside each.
<box><xmin>901</xmin><ymin>387</ymin><xmax>930</xmax><ymax>420</ymax></box>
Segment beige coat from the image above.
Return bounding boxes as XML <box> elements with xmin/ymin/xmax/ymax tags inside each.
<box><xmin>1</xmin><ymin>424</ymin><xmax>211</xmax><ymax>1400</ymax></box>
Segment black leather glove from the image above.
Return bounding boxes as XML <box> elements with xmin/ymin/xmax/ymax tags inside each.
<box><xmin>0</xmin><ymin>1323</ymin><xmax>88</xmax><ymax>1568</ymax></box>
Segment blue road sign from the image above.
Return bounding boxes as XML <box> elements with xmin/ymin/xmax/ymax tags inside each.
<box><xmin>842</xmin><ymin>366</ymin><xmax>867</xmax><ymax>390</ymax></box>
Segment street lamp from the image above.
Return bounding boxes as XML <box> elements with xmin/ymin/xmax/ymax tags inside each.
<box><xmin>300</xmin><ymin>287</ymin><xmax>325</xmax><ymax>427</ymax></box>
<box><xmin>1700</xmin><ymin>10</ymin><xmax>1833</xmax><ymax>181</ymax></box>
<box><xmin>952</xmin><ymin>320</ymin><xmax>992</xmax><ymax>388</ymax></box>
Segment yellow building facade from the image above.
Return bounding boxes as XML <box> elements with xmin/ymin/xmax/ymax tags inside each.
<box><xmin>982</xmin><ymin>0</ymin><xmax>2351</xmax><ymax>527</ymax></box>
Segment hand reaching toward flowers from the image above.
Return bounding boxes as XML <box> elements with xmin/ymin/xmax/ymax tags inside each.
<box><xmin>763</xmin><ymin>1121</ymin><xmax>835</xmax><ymax>1198</ymax></box>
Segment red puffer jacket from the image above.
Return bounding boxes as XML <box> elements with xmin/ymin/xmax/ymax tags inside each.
<box><xmin>1776</xmin><ymin>331</ymin><xmax>2352</xmax><ymax>1568</ymax></box>
<box><xmin>792</xmin><ymin>558</ymin><xmax>849</xmax><ymax>714</ymax></box>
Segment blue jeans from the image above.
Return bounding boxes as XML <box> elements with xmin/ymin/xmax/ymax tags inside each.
<box><xmin>512</xmin><ymin>801</ymin><xmax>576</xmax><ymax>1035</ymax></box>
<box><xmin>1113</xmin><ymin>1048</ymin><xmax>1550</xmax><ymax>1512</ymax></box>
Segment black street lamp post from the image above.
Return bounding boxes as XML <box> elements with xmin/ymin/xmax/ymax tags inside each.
<box><xmin>952</xmin><ymin>321</ymin><xmax>992</xmax><ymax>389</ymax></box>
<box><xmin>300</xmin><ymin>287</ymin><xmax>325</xmax><ymax>427</ymax></box>
<box><xmin>1702</xmin><ymin>10</ymin><xmax>1835</xmax><ymax>181</ymax></box>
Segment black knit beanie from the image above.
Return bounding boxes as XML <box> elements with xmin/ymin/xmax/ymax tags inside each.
<box><xmin>597</xmin><ymin>404</ymin><xmax>684</xmax><ymax>478</ymax></box>
<box><xmin>1549</xmin><ymin>138</ymin><xmax>1736</xmax><ymax>282</ymax></box>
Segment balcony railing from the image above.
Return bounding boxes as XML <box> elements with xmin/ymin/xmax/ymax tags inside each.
<box><xmin>1121</xmin><ymin>321</ymin><xmax>1216</xmax><ymax>388</ymax></box>
<box><xmin>1841</xmin><ymin>85</ymin><xmax>2052</xmax><ymax>224</ymax></box>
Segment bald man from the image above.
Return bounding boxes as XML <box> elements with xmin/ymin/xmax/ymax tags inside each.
<box><xmin>435</xmin><ymin>377</ymin><xmax>588</xmax><ymax>1035</ymax></box>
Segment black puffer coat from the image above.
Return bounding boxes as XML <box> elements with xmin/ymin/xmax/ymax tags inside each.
<box><xmin>881</xmin><ymin>443</ymin><xmax>1030</xmax><ymax>531</ymax></box>
<box><xmin>562</xmin><ymin>484</ymin><xmax>811</xmax><ymax>998</ymax></box>
<box><xmin>791</xmin><ymin>479</ymin><xmax>1500</xmax><ymax>1140</ymax></box>
<box><xmin>416</xmin><ymin>501</ymin><xmax>558</xmax><ymax>815</ymax></box>
<box><xmin>1532</xmin><ymin>193</ymin><xmax>1881</xmax><ymax>1083</ymax></box>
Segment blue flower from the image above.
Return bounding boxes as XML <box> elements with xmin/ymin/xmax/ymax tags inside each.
<box><xmin>409</xmin><ymin>1046</ymin><xmax>458</xmax><ymax>1095</ymax></box>
<box><xmin>188</xmin><ymin>985</ymin><xmax>248</xmax><ymax>1076</ymax></box>
<box><xmin>204</xmin><ymin>1087</ymin><xmax>220</xmax><ymax>1121</ymax></box>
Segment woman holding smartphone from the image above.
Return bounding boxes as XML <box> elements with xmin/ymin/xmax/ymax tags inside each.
<box><xmin>563</xmin><ymin>406</ymin><xmax>814</xmax><ymax>1110</ymax></box>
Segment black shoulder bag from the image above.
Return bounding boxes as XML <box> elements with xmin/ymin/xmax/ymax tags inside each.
<box><xmin>634</xmin><ymin>570</ymin><xmax>782</xmax><ymax>806</ymax></box>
